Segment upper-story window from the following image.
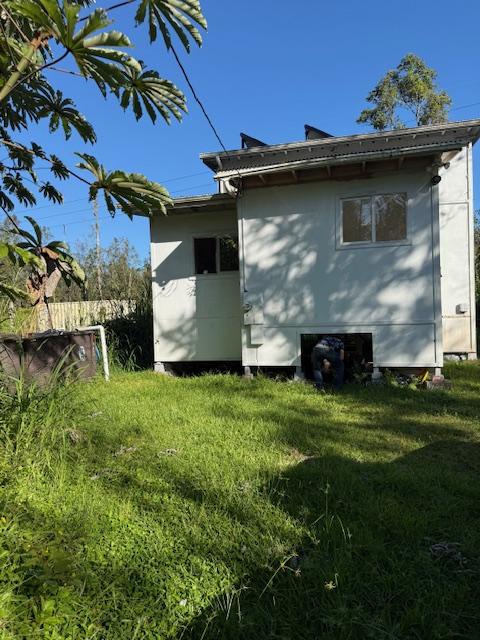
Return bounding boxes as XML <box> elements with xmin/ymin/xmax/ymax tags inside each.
<box><xmin>341</xmin><ymin>193</ymin><xmax>407</xmax><ymax>244</ymax></box>
<box><xmin>194</xmin><ymin>236</ymin><xmax>239</xmax><ymax>274</ymax></box>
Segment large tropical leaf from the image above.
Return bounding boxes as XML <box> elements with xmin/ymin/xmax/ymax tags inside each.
<box><xmin>66</xmin><ymin>11</ymin><xmax>142</xmax><ymax>96</ymax></box>
<box><xmin>9</xmin><ymin>3</ymin><xmax>142</xmax><ymax>97</ymax></box>
<box><xmin>76</xmin><ymin>152</ymin><xmax>171</xmax><ymax>218</ymax></box>
<box><xmin>24</xmin><ymin>215</ymin><xmax>43</xmax><ymax>245</ymax></box>
<box><xmin>0</xmin><ymin>280</ymin><xmax>30</xmax><ymax>301</ymax></box>
<box><xmin>35</xmin><ymin>83</ymin><xmax>96</xmax><ymax>142</ymax></box>
<box><xmin>49</xmin><ymin>154</ymin><xmax>70</xmax><ymax>180</ymax></box>
<box><xmin>135</xmin><ymin>0</ymin><xmax>207</xmax><ymax>51</ymax></box>
<box><xmin>39</xmin><ymin>181</ymin><xmax>63</xmax><ymax>203</ymax></box>
<box><xmin>0</xmin><ymin>240</ymin><xmax>43</xmax><ymax>269</ymax></box>
<box><xmin>119</xmin><ymin>66</ymin><xmax>186</xmax><ymax>123</ymax></box>
<box><xmin>0</xmin><ymin>190</ymin><xmax>15</xmax><ymax>211</ymax></box>
<box><xmin>2</xmin><ymin>173</ymin><xmax>37</xmax><ymax>207</ymax></box>
<box><xmin>55</xmin><ymin>248</ymin><xmax>86</xmax><ymax>285</ymax></box>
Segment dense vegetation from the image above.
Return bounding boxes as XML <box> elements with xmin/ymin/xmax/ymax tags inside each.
<box><xmin>1</xmin><ymin>363</ymin><xmax>479</xmax><ymax>638</ymax></box>
<box><xmin>0</xmin><ymin>0</ymin><xmax>206</xmax><ymax>305</ymax></box>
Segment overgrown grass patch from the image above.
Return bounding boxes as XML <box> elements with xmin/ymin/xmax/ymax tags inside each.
<box><xmin>1</xmin><ymin>363</ymin><xmax>480</xmax><ymax>638</ymax></box>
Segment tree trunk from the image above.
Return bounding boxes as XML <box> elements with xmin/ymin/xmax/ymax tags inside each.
<box><xmin>0</xmin><ymin>36</ymin><xmax>45</xmax><ymax>103</ymax></box>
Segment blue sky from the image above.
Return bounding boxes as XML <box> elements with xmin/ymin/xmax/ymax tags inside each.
<box><xmin>9</xmin><ymin>0</ymin><xmax>480</xmax><ymax>261</ymax></box>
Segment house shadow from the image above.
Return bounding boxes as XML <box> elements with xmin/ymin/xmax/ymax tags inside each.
<box><xmin>180</xmin><ymin>438</ymin><xmax>480</xmax><ymax>639</ymax></box>
<box><xmin>14</xmin><ymin>376</ymin><xmax>480</xmax><ymax>639</ymax></box>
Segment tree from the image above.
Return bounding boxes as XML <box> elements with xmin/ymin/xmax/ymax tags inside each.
<box><xmin>54</xmin><ymin>233</ymin><xmax>148</xmax><ymax>302</ymax></box>
<box><xmin>0</xmin><ymin>215</ymin><xmax>30</xmax><ymax>301</ymax></box>
<box><xmin>0</xmin><ymin>0</ymin><xmax>207</xmax><ymax>300</ymax></box>
<box><xmin>357</xmin><ymin>53</ymin><xmax>451</xmax><ymax>130</ymax></box>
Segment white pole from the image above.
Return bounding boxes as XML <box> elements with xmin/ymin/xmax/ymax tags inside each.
<box><xmin>76</xmin><ymin>325</ymin><xmax>110</xmax><ymax>381</ymax></box>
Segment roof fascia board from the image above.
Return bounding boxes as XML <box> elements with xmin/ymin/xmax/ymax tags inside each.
<box><xmin>165</xmin><ymin>194</ymin><xmax>236</xmax><ymax>215</ymax></box>
<box><xmin>200</xmin><ymin>120</ymin><xmax>480</xmax><ymax>165</ymax></box>
<box><xmin>213</xmin><ymin>144</ymin><xmax>462</xmax><ymax>180</ymax></box>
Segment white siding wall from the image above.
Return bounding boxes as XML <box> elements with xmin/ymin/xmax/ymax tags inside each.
<box><xmin>150</xmin><ymin>210</ymin><xmax>241</xmax><ymax>363</ymax></box>
<box><xmin>438</xmin><ymin>146</ymin><xmax>477</xmax><ymax>354</ymax></box>
<box><xmin>238</xmin><ymin>171</ymin><xmax>443</xmax><ymax>368</ymax></box>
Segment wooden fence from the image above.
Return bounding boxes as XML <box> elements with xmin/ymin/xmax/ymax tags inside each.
<box><xmin>36</xmin><ymin>299</ymin><xmax>135</xmax><ymax>331</ymax></box>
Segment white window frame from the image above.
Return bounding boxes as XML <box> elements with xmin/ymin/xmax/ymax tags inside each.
<box><xmin>337</xmin><ymin>192</ymin><xmax>410</xmax><ymax>249</ymax></box>
<box><xmin>192</xmin><ymin>234</ymin><xmax>239</xmax><ymax>276</ymax></box>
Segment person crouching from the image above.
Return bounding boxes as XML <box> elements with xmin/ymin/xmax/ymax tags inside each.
<box><xmin>311</xmin><ymin>336</ymin><xmax>345</xmax><ymax>391</ymax></box>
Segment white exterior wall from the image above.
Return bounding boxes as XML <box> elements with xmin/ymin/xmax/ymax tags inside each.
<box><xmin>438</xmin><ymin>146</ymin><xmax>477</xmax><ymax>355</ymax></box>
<box><xmin>238</xmin><ymin>171</ymin><xmax>443</xmax><ymax>368</ymax></box>
<box><xmin>150</xmin><ymin>210</ymin><xmax>241</xmax><ymax>363</ymax></box>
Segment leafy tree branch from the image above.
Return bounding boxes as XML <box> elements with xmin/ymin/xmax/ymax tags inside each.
<box><xmin>0</xmin><ymin>0</ymin><xmax>207</xmax><ymax>306</ymax></box>
<box><xmin>357</xmin><ymin>53</ymin><xmax>452</xmax><ymax>130</ymax></box>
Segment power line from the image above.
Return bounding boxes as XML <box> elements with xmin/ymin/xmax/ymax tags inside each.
<box><xmin>450</xmin><ymin>101</ymin><xmax>480</xmax><ymax>113</ymax></box>
<box><xmin>30</xmin><ymin>182</ymin><xmax>215</xmax><ymax>222</ymax></box>
<box><xmin>30</xmin><ymin>183</ymin><xmax>216</xmax><ymax>230</ymax></box>
<box><xmin>48</xmin><ymin>215</ymin><xmax>110</xmax><ymax>230</ymax></box>
<box><xmin>170</xmin><ymin>44</ymin><xmax>229</xmax><ymax>154</ymax></box>
<box><xmin>11</xmin><ymin>170</ymin><xmax>213</xmax><ymax>218</ymax></box>
<box><xmin>36</xmin><ymin>204</ymin><xmax>102</xmax><ymax>221</ymax></box>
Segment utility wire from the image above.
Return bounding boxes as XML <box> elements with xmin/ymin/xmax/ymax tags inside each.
<box><xmin>30</xmin><ymin>182</ymin><xmax>215</xmax><ymax>222</ymax></box>
<box><xmin>170</xmin><ymin>44</ymin><xmax>229</xmax><ymax>154</ymax></box>
<box><xmin>450</xmin><ymin>101</ymin><xmax>480</xmax><ymax>113</ymax></box>
<box><xmin>6</xmin><ymin>182</ymin><xmax>216</xmax><ymax>229</ymax></box>
<box><xmin>45</xmin><ymin>184</ymin><xmax>218</xmax><ymax>230</ymax></box>
<box><xmin>12</xmin><ymin>171</ymin><xmax>213</xmax><ymax>217</ymax></box>
<box><xmin>169</xmin><ymin>44</ymin><xmax>245</xmax><ymax>196</ymax></box>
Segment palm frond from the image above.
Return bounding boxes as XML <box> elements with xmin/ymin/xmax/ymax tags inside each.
<box><xmin>135</xmin><ymin>0</ymin><xmax>207</xmax><ymax>51</ymax></box>
<box><xmin>119</xmin><ymin>66</ymin><xmax>186</xmax><ymax>123</ymax></box>
<box><xmin>35</xmin><ymin>83</ymin><xmax>96</xmax><ymax>143</ymax></box>
<box><xmin>76</xmin><ymin>152</ymin><xmax>171</xmax><ymax>218</ymax></box>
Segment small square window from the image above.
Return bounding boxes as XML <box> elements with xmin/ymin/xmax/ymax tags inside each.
<box><xmin>194</xmin><ymin>237</ymin><xmax>217</xmax><ymax>274</ymax></box>
<box><xmin>219</xmin><ymin>236</ymin><xmax>239</xmax><ymax>271</ymax></box>
<box><xmin>341</xmin><ymin>193</ymin><xmax>407</xmax><ymax>245</ymax></box>
<box><xmin>193</xmin><ymin>236</ymin><xmax>239</xmax><ymax>274</ymax></box>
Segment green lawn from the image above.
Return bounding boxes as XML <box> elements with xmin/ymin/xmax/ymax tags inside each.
<box><xmin>1</xmin><ymin>364</ymin><xmax>480</xmax><ymax>639</ymax></box>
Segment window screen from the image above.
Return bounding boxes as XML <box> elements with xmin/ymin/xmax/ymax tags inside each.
<box><xmin>374</xmin><ymin>194</ymin><xmax>407</xmax><ymax>241</ymax></box>
<box><xmin>194</xmin><ymin>237</ymin><xmax>217</xmax><ymax>274</ymax></box>
<box><xmin>341</xmin><ymin>193</ymin><xmax>407</xmax><ymax>244</ymax></box>
<box><xmin>342</xmin><ymin>198</ymin><xmax>372</xmax><ymax>242</ymax></box>
<box><xmin>219</xmin><ymin>236</ymin><xmax>239</xmax><ymax>271</ymax></box>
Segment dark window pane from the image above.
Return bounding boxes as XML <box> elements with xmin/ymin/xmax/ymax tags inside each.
<box><xmin>374</xmin><ymin>193</ymin><xmax>407</xmax><ymax>241</ymax></box>
<box><xmin>342</xmin><ymin>198</ymin><xmax>372</xmax><ymax>242</ymax></box>
<box><xmin>194</xmin><ymin>237</ymin><xmax>217</xmax><ymax>274</ymax></box>
<box><xmin>219</xmin><ymin>236</ymin><xmax>239</xmax><ymax>271</ymax></box>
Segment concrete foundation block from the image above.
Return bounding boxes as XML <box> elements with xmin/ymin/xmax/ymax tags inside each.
<box><xmin>426</xmin><ymin>378</ymin><xmax>452</xmax><ymax>391</ymax></box>
<box><xmin>293</xmin><ymin>366</ymin><xmax>305</xmax><ymax>382</ymax></box>
<box><xmin>154</xmin><ymin>362</ymin><xmax>174</xmax><ymax>376</ymax></box>
<box><xmin>243</xmin><ymin>366</ymin><xmax>254</xmax><ymax>380</ymax></box>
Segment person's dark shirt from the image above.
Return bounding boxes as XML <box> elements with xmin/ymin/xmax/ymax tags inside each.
<box><xmin>318</xmin><ymin>337</ymin><xmax>344</xmax><ymax>353</ymax></box>
<box><xmin>311</xmin><ymin>337</ymin><xmax>344</xmax><ymax>369</ymax></box>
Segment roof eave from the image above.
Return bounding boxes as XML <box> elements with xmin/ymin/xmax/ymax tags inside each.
<box><xmin>212</xmin><ymin>143</ymin><xmax>463</xmax><ymax>181</ymax></box>
<box><xmin>200</xmin><ymin>119</ymin><xmax>480</xmax><ymax>174</ymax></box>
<box><xmin>166</xmin><ymin>192</ymin><xmax>236</xmax><ymax>215</ymax></box>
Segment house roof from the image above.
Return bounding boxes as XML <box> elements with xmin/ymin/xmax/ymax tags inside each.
<box><xmin>200</xmin><ymin>120</ymin><xmax>480</xmax><ymax>180</ymax></box>
<box><xmin>166</xmin><ymin>192</ymin><xmax>235</xmax><ymax>215</ymax></box>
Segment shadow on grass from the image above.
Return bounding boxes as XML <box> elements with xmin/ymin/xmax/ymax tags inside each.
<box><xmin>80</xmin><ymin>373</ymin><xmax>480</xmax><ymax>638</ymax></box>
<box><xmin>7</xmin><ymin>367</ymin><xmax>480</xmax><ymax>638</ymax></box>
<box><xmin>180</xmin><ymin>440</ymin><xmax>480</xmax><ymax>639</ymax></box>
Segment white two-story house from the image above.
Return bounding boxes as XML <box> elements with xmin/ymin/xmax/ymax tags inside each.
<box><xmin>148</xmin><ymin>120</ymin><xmax>479</xmax><ymax>377</ymax></box>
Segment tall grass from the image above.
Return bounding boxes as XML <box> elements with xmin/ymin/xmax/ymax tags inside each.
<box><xmin>0</xmin><ymin>300</ymin><xmax>34</xmax><ymax>335</ymax></box>
<box><xmin>0</xmin><ymin>364</ymin><xmax>479</xmax><ymax>638</ymax></box>
<box><xmin>0</xmin><ymin>371</ymin><xmax>82</xmax><ymax>638</ymax></box>
<box><xmin>101</xmin><ymin>280</ymin><xmax>153</xmax><ymax>371</ymax></box>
